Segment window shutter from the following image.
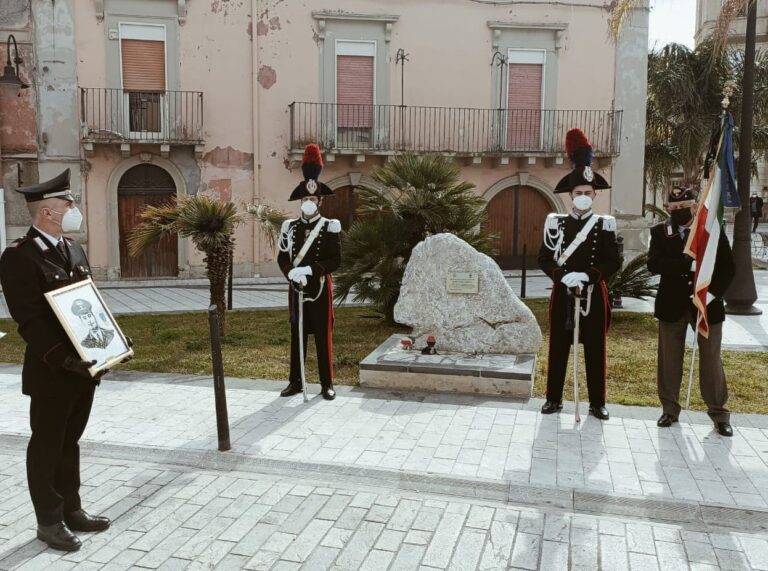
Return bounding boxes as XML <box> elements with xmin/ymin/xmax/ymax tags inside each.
<box><xmin>507</xmin><ymin>63</ymin><xmax>542</xmax><ymax>149</ymax></box>
<box><xmin>337</xmin><ymin>55</ymin><xmax>374</xmax><ymax>128</ymax></box>
<box><xmin>121</xmin><ymin>39</ymin><xmax>166</xmax><ymax>91</ymax></box>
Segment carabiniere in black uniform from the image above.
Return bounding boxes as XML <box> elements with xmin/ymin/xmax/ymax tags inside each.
<box><xmin>538</xmin><ymin>129</ymin><xmax>621</xmax><ymax>419</ymax></box>
<box><xmin>277</xmin><ymin>144</ymin><xmax>341</xmax><ymax>400</ymax></box>
<box><xmin>0</xmin><ymin>169</ymin><xmax>111</xmax><ymax>552</ymax></box>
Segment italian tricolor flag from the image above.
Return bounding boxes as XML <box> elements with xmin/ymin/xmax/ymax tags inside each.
<box><xmin>684</xmin><ymin>164</ymin><xmax>722</xmax><ymax>338</ymax></box>
<box><xmin>683</xmin><ymin>111</ymin><xmax>738</xmax><ymax>339</ymax></box>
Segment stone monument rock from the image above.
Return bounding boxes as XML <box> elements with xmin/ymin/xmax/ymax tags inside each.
<box><xmin>393</xmin><ymin>233</ymin><xmax>542</xmax><ymax>354</ymax></box>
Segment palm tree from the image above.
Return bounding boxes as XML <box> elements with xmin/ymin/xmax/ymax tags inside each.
<box><xmin>644</xmin><ymin>40</ymin><xmax>768</xmax><ymax>195</ymax></box>
<box><xmin>333</xmin><ymin>154</ymin><xmax>495</xmax><ymax>323</ymax></box>
<box><xmin>128</xmin><ymin>195</ymin><xmax>241</xmax><ymax>334</ymax></box>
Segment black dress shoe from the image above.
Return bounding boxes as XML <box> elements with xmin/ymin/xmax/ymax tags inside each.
<box><xmin>657</xmin><ymin>413</ymin><xmax>678</xmax><ymax>427</ymax></box>
<box><xmin>541</xmin><ymin>400</ymin><xmax>562</xmax><ymax>414</ymax></box>
<box><xmin>321</xmin><ymin>385</ymin><xmax>336</xmax><ymax>400</ymax></box>
<box><xmin>280</xmin><ymin>383</ymin><xmax>302</xmax><ymax>397</ymax></box>
<box><xmin>715</xmin><ymin>422</ymin><xmax>733</xmax><ymax>437</ymax></box>
<box><xmin>64</xmin><ymin>509</ymin><xmax>110</xmax><ymax>532</ymax></box>
<box><xmin>37</xmin><ymin>522</ymin><xmax>81</xmax><ymax>551</ymax></box>
<box><xmin>589</xmin><ymin>406</ymin><xmax>610</xmax><ymax>420</ymax></box>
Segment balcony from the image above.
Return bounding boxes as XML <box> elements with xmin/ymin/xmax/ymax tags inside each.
<box><xmin>80</xmin><ymin>88</ymin><xmax>204</xmax><ymax>157</ymax></box>
<box><xmin>289</xmin><ymin>102</ymin><xmax>622</xmax><ymax>165</ymax></box>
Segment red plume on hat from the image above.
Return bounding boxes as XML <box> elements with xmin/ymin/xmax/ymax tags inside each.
<box><xmin>565</xmin><ymin>128</ymin><xmax>593</xmax><ymax>168</ymax></box>
<box><xmin>302</xmin><ymin>144</ymin><xmax>323</xmax><ymax>180</ymax></box>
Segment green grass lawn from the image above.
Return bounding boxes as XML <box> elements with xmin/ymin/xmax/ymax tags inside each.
<box><xmin>1</xmin><ymin>301</ymin><xmax>766</xmax><ymax>414</ymax></box>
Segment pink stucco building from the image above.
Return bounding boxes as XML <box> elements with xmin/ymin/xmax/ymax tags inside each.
<box><xmin>1</xmin><ymin>0</ymin><xmax>649</xmax><ymax>280</ymax></box>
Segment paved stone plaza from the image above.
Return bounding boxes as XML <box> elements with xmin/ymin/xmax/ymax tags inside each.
<box><xmin>0</xmin><ymin>368</ymin><xmax>767</xmax><ymax>569</ymax></box>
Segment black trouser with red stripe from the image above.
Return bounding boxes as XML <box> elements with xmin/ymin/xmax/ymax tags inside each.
<box><xmin>289</xmin><ymin>279</ymin><xmax>334</xmax><ymax>388</ymax></box>
<box><xmin>546</xmin><ymin>281</ymin><xmax>610</xmax><ymax>407</ymax></box>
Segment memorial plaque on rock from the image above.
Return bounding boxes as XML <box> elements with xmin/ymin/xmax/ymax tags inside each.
<box><xmin>446</xmin><ymin>272</ymin><xmax>479</xmax><ymax>294</ymax></box>
<box><xmin>394</xmin><ymin>233</ymin><xmax>542</xmax><ymax>355</ymax></box>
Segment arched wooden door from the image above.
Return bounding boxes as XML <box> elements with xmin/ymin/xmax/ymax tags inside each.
<box><xmin>484</xmin><ymin>185</ymin><xmax>553</xmax><ymax>269</ymax></box>
<box><xmin>118</xmin><ymin>164</ymin><xmax>178</xmax><ymax>278</ymax></box>
<box><xmin>320</xmin><ymin>185</ymin><xmax>356</xmax><ymax>231</ymax></box>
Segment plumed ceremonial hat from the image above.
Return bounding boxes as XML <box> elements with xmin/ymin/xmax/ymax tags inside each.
<box><xmin>554</xmin><ymin>130</ymin><xmax>611</xmax><ymax>194</ymax></box>
<box><xmin>289</xmin><ymin>144</ymin><xmax>335</xmax><ymax>201</ymax></box>
<box><xmin>15</xmin><ymin>168</ymin><xmax>74</xmax><ymax>203</ymax></box>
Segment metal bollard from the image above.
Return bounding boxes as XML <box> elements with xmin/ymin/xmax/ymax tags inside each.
<box><xmin>520</xmin><ymin>244</ymin><xmax>527</xmax><ymax>299</ymax></box>
<box><xmin>208</xmin><ymin>305</ymin><xmax>231</xmax><ymax>451</ymax></box>
<box><xmin>227</xmin><ymin>249</ymin><xmax>234</xmax><ymax>310</ymax></box>
<box><xmin>613</xmin><ymin>235</ymin><xmax>625</xmax><ymax>309</ymax></box>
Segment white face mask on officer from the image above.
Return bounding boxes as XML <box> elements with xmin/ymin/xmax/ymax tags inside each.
<box><xmin>572</xmin><ymin>195</ymin><xmax>593</xmax><ymax>211</ymax></box>
<box><xmin>301</xmin><ymin>200</ymin><xmax>318</xmax><ymax>217</ymax></box>
<box><xmin>51</xmin><ymin>206</ymin><xmax>83</xmax><ymax>233</ymax></box>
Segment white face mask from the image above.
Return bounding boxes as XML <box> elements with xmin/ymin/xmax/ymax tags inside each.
<box><xmin>52</xmin><ymin>207</ymin><xmax>83</xmax><ymax>233</ymax></box>
<box><xmin>572</xmin><ymin>195</ymin><xmax>593</xmax><ymax>211</ymax></box>
<box><xmin>301</xmin><ymin>200</ymin><xmax>318</xmax><ymax>217</ymax></box>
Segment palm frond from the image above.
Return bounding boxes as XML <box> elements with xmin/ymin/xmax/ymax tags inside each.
<box><xmin>127</xmin><ymin>202</ymin><xmax>180</xmax><ymax>256</ymax></box>
<box><xmin>607</xmin><ymin>253</ymin><xmax>658</xmax><ymax>300</ymax></box>
<box><xmin>712</xmin><ymin>0</ymin><xmax>753</xmax><ymax>57</ymax></box>
<box><xmin>644</xmin><ymin>203</ymin><xmax>670</xmax><ymax>221</ymax></box>
<box><xmin>244</xmin><ymin>202</ymin><xmax>290</xmax><ymax>253</ymax></box>
<box><xmin>334</xmin><ymin>154</ymin><xmax>495</xmax><ymax>322</ymax></box>
<box><xmin>608</xmin><ymin>0</ymin><xmax>640</xmax><ymax>42</ymax></box>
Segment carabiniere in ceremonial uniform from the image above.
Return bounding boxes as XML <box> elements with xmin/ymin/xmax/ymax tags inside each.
<box><xmin>0</xmin><ymin>169</ymin><xmax>112</xmax><ymax>551</ymax></box>
<box><xmin>538</xmin><ymin>129</ymin><xmax>621</xmax><ymax>420</ymax></box>
<box><xmin>277</xmin><ymin>144</ymin><xmax>341</xmax><ymax>400</ymax></box>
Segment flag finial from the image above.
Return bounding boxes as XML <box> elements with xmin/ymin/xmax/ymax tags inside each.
<box><xmin>721</xmin><ymin>79</ymin><xmax>737</xmax><ymax>109</ymax></box>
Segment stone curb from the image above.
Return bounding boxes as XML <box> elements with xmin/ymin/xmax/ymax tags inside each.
<box><xmin>1</xmin><ymin>433</ymin><xmax>765</xmax><ymax>534</ymax></box>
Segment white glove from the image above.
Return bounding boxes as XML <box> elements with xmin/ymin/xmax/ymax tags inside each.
<box><xmin>561</xmin><ymin>272</ymin><xmax>589</xmax><ymax>288</ymax></box>
<box><xmin>287</xmin><ymin>266</ymin><xmax>312</xmax><ymax>281</ymax></box>
<box><xmin>294</xmin><ymin>275</ymin><xmax>307</xmax><ymax>288</ymax></box>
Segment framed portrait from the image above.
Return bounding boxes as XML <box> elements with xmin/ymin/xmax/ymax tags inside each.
<box><xmin>45</xmin><ymin>278</ymin><xmax>133</xmax><ymax>376</ymax></box>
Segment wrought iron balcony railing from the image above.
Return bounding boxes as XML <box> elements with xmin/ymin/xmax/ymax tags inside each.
<box><xmin>290</xmin><ymin>102</ymin><xmax>622</xmax><ymax>157</ymax></box>
<box><xmin>80</xmin><ymin>88</ymin><xmax>204</xmax><ymax>144</ymax></box>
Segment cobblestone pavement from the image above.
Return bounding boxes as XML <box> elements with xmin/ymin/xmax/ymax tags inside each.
<box><xmin>1</xmin><ymin>447</ymin><xmax>768</xmax><ymax>571</ymax></box>
<box><xmin>1</xmin><ymin>370</ymin><xmax>767</xmax><ymax>518</ymax></box>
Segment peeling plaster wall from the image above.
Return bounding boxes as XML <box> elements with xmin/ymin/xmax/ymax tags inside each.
<box><xmin>0</xmin><ymin>1</ymin><xmax>37</xmax><ymax>243</ymax></box>
<box><xmin>31</xmin><ymin>0</ymin><xmax>82</xmax><ymax>228</ymax></box>
<box><xmin>252</xmin><ymin>0</ymin><xmax>628</xmax><ymax>275</ymax></box>
<box><xmin>70</xmin><ymin>0</ymin><xmax>646</xmax><ymax>279</ymax></box>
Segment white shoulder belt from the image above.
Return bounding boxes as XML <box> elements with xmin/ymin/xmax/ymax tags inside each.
<box><xmin>556</xmin><ymin>215</ymin><xmax>601</xmax><ymax>267</ymax></box>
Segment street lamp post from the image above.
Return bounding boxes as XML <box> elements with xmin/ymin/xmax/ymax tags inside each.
<box><xmin>724</xmin><ymin>0</ymin><xmax>761</xmax><ymax>315</ymax></box>
<box><xmin>0</xmin><ymin>33</ymin><xmax>30</xmax><ymax>252</ymax></box>
<box><xmin>491</xmin><ymin>51</ymin><xmax>508</xmax><ymax>152</ymax></box>
<box><xmin>395</xmin><ymin>48</ymin><xmax>408</xmax><ymax>150</ymax></box>
<box><xmin>0</xmin><ymin>34</ymin><xmax>30</xmax><ymax>90</ymax></box>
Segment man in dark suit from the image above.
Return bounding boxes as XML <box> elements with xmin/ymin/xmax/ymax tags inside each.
<box><xmin>538</xmin><ymin>129</ymin><xmax>621</xmax><ymax>420</ymax></box>
<box><xmin>277</xmin><ymin>144</ymin><xmax>342</xmax><ymax>400</ymax></box>
<box><xmin>751</xmin><ymin>193</ymin><xmax>764</xmax><ymax>233</ymax></box>
<box><xmin>648</xmin><ymin>186</ymin><xmax>735</xmax><ymax>436</ymax></box>
<box><xmin>0</xmin><ymin>169</ymin><xmax>112</xmax><ymax>551</ymax></box>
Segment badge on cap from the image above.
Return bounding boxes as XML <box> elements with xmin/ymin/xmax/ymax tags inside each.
<box><xmin>306</xmin><ymin>180</ymin><xmax>317</xmax><ymax>195</ymax></box>
<box><xmin>583</xmin><ymin>166</ymin><xmax>594</xmax><ymax>182</ymax></box>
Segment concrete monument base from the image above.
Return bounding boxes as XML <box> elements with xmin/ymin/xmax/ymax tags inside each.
<box><xmin>359</xmin><ymin>335</ymin><xmax>535</xmax><ymax>399</ymax></box>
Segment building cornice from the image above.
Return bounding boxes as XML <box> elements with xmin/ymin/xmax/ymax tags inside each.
<box><xmin>488</xmin><ymin>22</ymin><xmax>568</xmax><ymax>51</ymax></box>
<box><xmin>311</xmin><ymin>12</ymin><xmax>399</xmax><ymax>23</ymax></box>
<box><xmin>312</xmin><ymin>12</ymin><xmax>399</xmax><ymax>43</ymax></box>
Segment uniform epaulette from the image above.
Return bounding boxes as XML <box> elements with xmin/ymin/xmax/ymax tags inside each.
<box><xmin>8</xmin><ymin>236</ymin><xmax>29</xmax><ymax>248</ymax></box>
<box><xmin>280</xmin><ymin>218</ymin><xmax>298</xmax><ymax>233</ymax></box>
<box><xmin>326</xmin><ymin>219</ymin><xmax>341</xmax><ymax>233</ymax></box>
<box><xmin>600</xmin><ymin>214</ymin><xmax>617</xmax><ymax>232</ymax></box>
<box><xmin>545</xmin><ymin>212</ymin><xmax>565</xmax><ymax>231</ymax></box>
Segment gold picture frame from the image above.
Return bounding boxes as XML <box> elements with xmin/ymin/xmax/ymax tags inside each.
<box><xmin>44</xmin><ymin>278</ymin><xmax>133</xmax><ymax>376</ymax></box>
